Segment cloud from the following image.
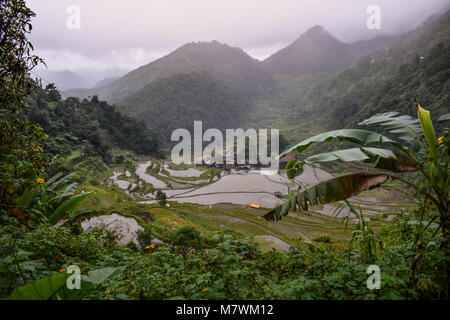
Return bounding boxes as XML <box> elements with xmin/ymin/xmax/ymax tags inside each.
<box><xmin>34</xmin><ymin>48</ymin><xmax>170</xmax><ymax>71</ymax></box>
<box><xmin>27</xmin><ymin>0</ymin><xmax>450</xmax><ymax>73</ymax></box>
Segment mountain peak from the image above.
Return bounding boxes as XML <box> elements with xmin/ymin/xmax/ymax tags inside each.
<box><xmin>297</xmin><ymin>25</ymin><xmax>336</xmax><ymax>42</ymax></box>
<box><xmin>262</xmin><ymin>25</ymin><xmax>351</xmax><ymax>75</ymax></box>
<box><xmin>305</xmin><ymin>25</ymin><xmax>326</xmax><ymax>35</ymax></box>
<box><xmin>176</xmin><ymin>40</ymin><xmax>245</xmax><ymax>55</ymax></box>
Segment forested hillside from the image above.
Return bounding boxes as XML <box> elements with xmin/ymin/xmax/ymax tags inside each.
<box><xmin>65</xmin><ymin>10</ymin><xmax>450</xmax><ymax>147</ymax></box>
<box><xmin>26</xmin><ymin>84</ymin><xmax>161</xmax><ymax>162</ymax></box>
<box><xmin>121</xmin><ymin>70</ymin><xmax>250</xmax><ymax>140</ymax></box>
<box><xmin>282</xmin><ymin>9</ymin><xmax>450</xmax><ymax>141</ymax></box>
<box><xmin>261</xmin><ymin>25</ymin><xmax>394</xmax><ymax>76</ymax></box>
<box><xmin>66</xmin><ymin>41</ymin><xmax>275</xmax><ymax>104</ymax></box>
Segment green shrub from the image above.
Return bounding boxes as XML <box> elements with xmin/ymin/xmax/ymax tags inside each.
<box><xmin>170</xmin><ymin>227</ymin><xmax>202</xmax><ymax>258</ymax></box>
<box><xmin>313</xmin><ymin>234</ymin><xmax>332</xmax><ymax>243</ymax></box>
<box><xmin>136</xmin><ymin>228</ymin><xmax>153</xmax><ymax>249</ymax></box>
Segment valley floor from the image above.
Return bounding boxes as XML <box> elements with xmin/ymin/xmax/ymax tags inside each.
<box><xmin>81</xmin><ymin>157</ymin><xmax>414</xmax><ymax>252</ymax></box>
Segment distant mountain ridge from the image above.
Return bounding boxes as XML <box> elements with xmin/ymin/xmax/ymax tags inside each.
<box><xmin>94</xmin><ymin>76</ymin><xmax>119</xmax><ymax>88</ymax></box>
<box><xmin>34</xmin><ymin>69</ymin><xmax>88</xmax><ymax>91</ymax></box>
<box><xmin>261</xmin><ymin>25</ymin><xmax>395</xmax><ymax>75</ymax></box>
<box><xmin>282</xmin><ymin>9</ymin><xmax>450</xmax><ymax>142</ymax></box>
<box><xmin>67</xmin><ymin>41</ymin><xmax>275</xmax><ymax>104</ymax></box>
<box><xmin>65</xmin><ymin>26</ymin><xmax>397</xmax><ymax>104</ymax></box>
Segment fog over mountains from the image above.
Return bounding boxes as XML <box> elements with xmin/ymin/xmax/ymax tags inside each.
<box><xmin>64</xmin><ymin>24</ymin><xmax>396</xmax><ymax>99</ymax></box>
<box><xmin>44</xmin><ymin>7</ymin><xmax>450</xmax><ymax>146</ymax></box>
<box><xmin>32</xmin><ymin>68</ymin><xmax>127</xmax><ymax>91</ymax></box>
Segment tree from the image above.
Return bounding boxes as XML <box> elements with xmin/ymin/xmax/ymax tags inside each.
<box><xmin>265</xmin><ymin>103</ymin><xmax>449</xmax><ymax>239</ymax></box>
<box><xmin>45</xmin><ymin>83</ymin><xmax>61</xmax><ymax>102</ymax></box>
<box><xmin>0</xmin><ymin>0</ymin><xmax>46</xmax><ymax>205</ymax></box>
<box><xmin>155</xmin><ymin>191</ymin><xmax>167</xmax><ymax>207</ymax></box>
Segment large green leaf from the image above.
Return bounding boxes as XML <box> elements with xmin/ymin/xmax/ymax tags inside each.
<box><xmin>47</xmin><ymin>172</ymin><xmax>75</xmax><ymax>192</ymax></box>
<box><xmin>4</xmin><ymin>266</ymin><xmax>125</xmax><ymax>300</ymax></box>
<box><xmin>48</xmin><ymin>191</ymin><xmax>94</xmax><ymax>225</ymax></box>
<box><xmin>358</xmin><ymin>112</ymin><xmax>423</xmax><ymax>144</ymax></box>
<box><xmin>4</xmin><ymin>273</ymin><xmax>69</xmax><ymax>300</ymax></box>
<box><xmin>417</xmin><ymin>103</ymin><xmax>438</xmax><ymax>158</ymax></box>
<box><xmin>49</xmin><ymin>182</ymin><xmax>78</xmax><ymax>206</ymax></box>
<box><xmin>43</xmin><ymin>172</ymin><xmax>64</xmax><ymax>188</ymax></box>
<box><xmin>285</xmin><ymin>159</ymin><xmax>304</xmax><ymax>179</ymax></box>
<box><xmin>57</xmin><ymin>281</ymin><xmax>95</xmax><ymax>300</ymax></box>
<box><xmin>82</xmin><ymin>266</ymin><xmax>126</xmax><ymax>285</ymax></box>
<box><xmin>304</xmin><ymin>147</ymin><xmax>396</xmax><ymax>164</ymax></box>
<box><xmin>264</xmin><ymin>172</ymin><xmax>391</xmax><ymax>221</ymax></box>
<box><xmin>281</xmin><ymin>129</ymin><xmax>402</xmax><ymax>156</ymax></box>
<box><xmin>13</xmin><ymin>186</ymin><xmax>39</xmax><ymax>208</ymax></box>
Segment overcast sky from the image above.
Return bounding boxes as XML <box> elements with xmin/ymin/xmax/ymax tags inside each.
<box><xmin>28</xmin><ymin>0</ymin><xmax>450</xmax><ymax>77</ymax></box>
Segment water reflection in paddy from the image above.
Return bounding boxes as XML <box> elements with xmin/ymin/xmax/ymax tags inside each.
<box><xmin>135</xmin><ymin>161</ymin><xmax>167</xmax><ymax>189</ymax></box>
<box><xmin>172</xmin><ymin>192</ymin><xmax>284</xmax><ymax>208</ymax></box>
<box><xmin>163</xmin><ymin>163</ymin><xmax>207</xmax><ymax>177</ymax></box>
<box><xmin>178</xmin><ymin>173</ymin><xmax>288</xmax><ymax>197</ymax></box>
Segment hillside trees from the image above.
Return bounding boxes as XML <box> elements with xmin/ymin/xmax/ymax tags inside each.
<box><xmin>0</xmin><ymin>0</ymin><xmax>47</xmax><ymax>204</ymax></box>
<box><xmin>26</xmin><ymin>87</ymin><xmax>162</xmax><ymax>162</ymax></box>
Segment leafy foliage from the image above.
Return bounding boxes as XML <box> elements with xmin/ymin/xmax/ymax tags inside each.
<box><xmin>155</xmin><ymin>191</ymin><xmax>167</xmax><ymax>207</ymax></box>
<box><xmin>136</xmin><ymin>228</ymin><xmax>153</xmax><ymax>249</ymax></box>
<box><xmin>266</xmin><ymin>105</ymin><xmax>449</xmax><ymax>243</ymax></box>
<box><xmin>121</xmin><ymin>70</ymin><xmax>251</xmax><ymax>141</ymax></box>
<box><xmin>0</xmin><ymin>0</ymin><xmax>449</xmax><ymax>301</ymax></box>
<box><xmin>26</xmin><ymin>84</ymin><xmax>161</xmax><ymax>161</ymax></box>
<box><xmin>12</xmin><ymin>172</ymin><xmax>94</xmax><ymax>225</ymax></box>
<box><xmin>0</xmin><ymin>0</ymin><xmax>47</xmax><ymax>204</ymax></box>
<box><xmin>4</xmin><ymin>272</ymin><xmax>69</xmax><ymax>300</ymax></box>
<box><xmin>0</xmin><ymin>222</ymin><xmax>448</xmax><ymax>300</ymax></box>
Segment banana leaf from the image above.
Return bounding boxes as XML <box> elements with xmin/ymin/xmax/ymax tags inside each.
<box><xmin>4</xmin><ymin>273</ymin><xmax>69</xmax><ymax>300</ymax></box>
<box><xmin>13</xmin><ymin>186</ymin><xmax>39</xmax><ymax>208</ymax></box>
<box><xmin>48</xmin><ymin>191</ymin><xmax>94</xmax><ymax>225</ymax></box>
<box><xmin>264</xmin><ymin>172</ymin><xmax>391</xmax><ymax>221</ymax></box>
<box><xmin>4</xmin><ymin>266</ymin><xmax>125</xmax><ymax>300</ymax></box>
<box><xmin>305</xmin><ymin>147</ymin><xmax>396</xmax><ymax>164</ymax></box>
<box><xmin>43</xmin><ymin>172</ymin><xmax>64</xmax><ymax>187</ymax></box>
<box><xmin>358</xmin><ymin>112</ymin><xmax>422</xmax><ymax>144</ymax></box>
<box><xmin>281</xmin><ymin>129</ymin><xmax>402</xmax><ymax>157</ymax></box>
<box><xmin>47</xmin><ymin>172</ymin><xmax>75</xmax><ymax>192</ymax></box>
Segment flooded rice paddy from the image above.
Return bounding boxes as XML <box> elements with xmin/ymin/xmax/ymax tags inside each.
<box><xmin>109</xmin><ymin>160</ymin><xmax>410</xmax><ymax>219</ymax></box>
